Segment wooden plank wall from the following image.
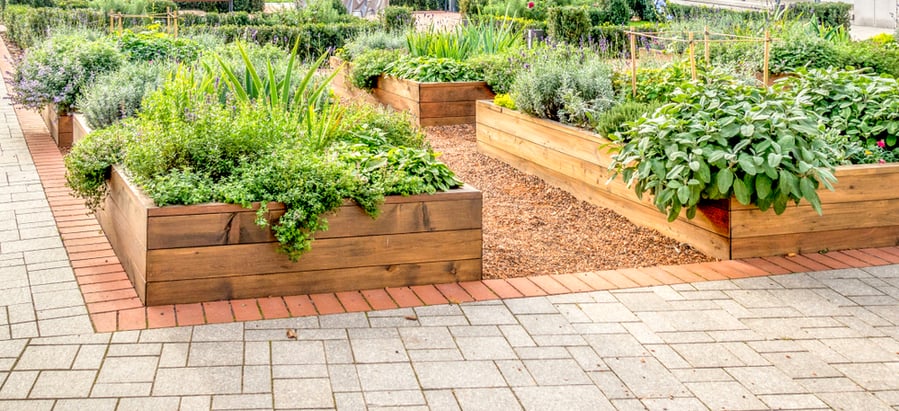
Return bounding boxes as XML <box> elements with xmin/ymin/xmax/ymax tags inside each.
<box><xmin>729</xmin><ymin>164</ymin><xmax>899</xmax><ymax>258</ymax></box>
<box><xmin>476</xmin><ymin>101</ymin><xmax>731</xmax><ymax>260</ymax></box>
<box><xmin>100</xmin><ymin>167</ymin><xmax>483</xmax><ymax>305</ymax></box>
<box><xmin>40</xmin><ymin>104</ymin><xmax>73</xmax><ymax>147</ymax></box>
<box><xmin>72</xmin><ymin>113</ymin><xmax>91</xmax><ymax>146</ymax></box>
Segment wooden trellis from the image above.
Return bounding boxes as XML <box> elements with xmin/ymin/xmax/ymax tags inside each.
<box><xmin>626</xmin><ymin>29</ymin><xmax>776</xmax><ymax>98</ymax></box>
<box><xmin>108</xmin><ymin>7</ymin><xmax>180</xmax><ymax>37</ymax></box>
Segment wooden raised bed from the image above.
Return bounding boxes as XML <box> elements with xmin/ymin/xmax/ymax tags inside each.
<box><xmin>476</xmin><ymin>100</ymin><xmax>899</xmax><ymax>260</ymax></box>
<box><xmin>330</xmin><ymin>57</ymin><xmax>495</xmax><ymax>127</ymax></box>
<box><xmin>40</xmin><ymin>103</ymin><xmax>73</xmax><ymax>147</ymax></box>
<box><xmin>72</xmin><ymin>112</ymin><xmax>91</xmax><ymax>145</ymax></box>
<box><xmin>96</xmin><ymin>166</ymin><xmax>483</xmax><ymax>305</ymax></box>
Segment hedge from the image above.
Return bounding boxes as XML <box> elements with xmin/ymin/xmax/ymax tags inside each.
<box><xmin>0</xmin><ymin>5</ymin><xmax>106</xmax><ymax>48</ymax></box>
<box><xmin>789</xmin><ymin>1</ymin><xmax>852</xmax><ymax>30</ymax></box>
<box><xmin>588</xmin><ymin>23</ymin><xmax>658</xmax><ymax>56</ymax></box>
<box><xmin>388</xmin><ymin>0</ymin><xmax>446</xmax><ymax>11</ymax></box>
<box><xmin>180</xmin><ymin>21</ymin><xmax>378</xmax><ymax>57</ymax></box>
<box><xmin>175</xmin><ymin>0</ymin><xmax>263</xmax><ymax>13</ymax></box>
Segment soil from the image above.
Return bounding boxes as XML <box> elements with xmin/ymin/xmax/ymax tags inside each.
<box><xmin>426</xmin><ymin>124</ymin><xmax>716</xmax><ymax>279</ymax></box>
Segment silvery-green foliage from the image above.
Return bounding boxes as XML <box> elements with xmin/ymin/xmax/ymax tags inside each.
<box><xmin>510</xmin><ymin>48</ymin><xmax>615</xmax><ymax>127</ymax></box>
<box><xmin>77</xmin><ymin>62</ymin><xmax>170</xmax><ymax>129</ymax></box>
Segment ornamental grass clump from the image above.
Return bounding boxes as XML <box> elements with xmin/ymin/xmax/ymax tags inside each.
<box><xmin>65</xmin><ymin>42</ymin><xmax>460</xmax><ymax>260</ymax></box>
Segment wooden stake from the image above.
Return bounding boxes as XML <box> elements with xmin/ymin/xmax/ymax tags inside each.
<box><xmin>109</xmin><ymin>14</ymin><xmax>113</xmax><ymax>33</ymax></box>
<box><xmin>629</xmin><ymin>32</ymin><xmax>637</xmax><ymax>99</ymax></box>
<box><xmin>689</xmin><ymin>31</ymin><xmax>696</xmax><ymax>81</ymax></box>
<box><xmin>174</xmin><ymin>10</ymin><xmax>179</xmax><ymax>38</ymax></box>
<box><xmin>763</xmin><ymin>30</ymin><xmax>771</xmax><ymax>86</ymax></box>
<box><xmin>703</xmin><ymin>25</ymin><xmax>710</xmax><ymax>65</ymax></box>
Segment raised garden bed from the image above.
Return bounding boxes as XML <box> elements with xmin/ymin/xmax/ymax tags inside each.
<box><xmin>330</xmin><ymin>57</ymin><xmax>495</xmax><ymax>127</ymax></box>
<box><xmin>96</xmin><ymin>166</ymin><xmax>483</xmax><ymax>305</ymax></box>
<box><xmin>72</xmin><ymin>112</ymin><xmax>91</xmax><ymax>145</ymax></box>
<box><xmin>476</xmin><ymin>100</ymin><xmax>899</xmax><ymax>260</ymax></box>
<box><xmin>40</xmin><ymin>103</ymin><xmax>73</xmax><ymax>147</ymax></box>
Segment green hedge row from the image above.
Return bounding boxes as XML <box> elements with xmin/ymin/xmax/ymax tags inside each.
<box><xmin>1</xmin><ymin>5</ymin><xmax>106</xmax><ymax>48</ymax></box>
<box><xmin>668</xmin><ymin>2</ymin><xmax>852</xmax><ymax>29</ymax></box>
<box><xmin>180</xmin><ymin>21</ymin><xmax>378</xmax><ymax>57</ymax></box>
<box><xmin>174</xmin><ymin>0</ymin><xmax>263</xmax><ymax>13</ymax></box>
<box><xmin>388</xmin><ymin>0</ymin><xmax>446</xmax><ymax>11</ymax></box>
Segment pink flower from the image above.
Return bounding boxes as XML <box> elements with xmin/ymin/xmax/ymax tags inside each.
<box><xmin>527</xmin><ymin>1</ymin><xmax>535</xmax><ymax>8</ymax></box>
<box><xmin>879</xmin><ymin>159</ymin><xmax>887</xmax><ymax>164</ymax></box>
<box><xmin>877</xmin><ymin>139</ymin><xmax>886</xmax><ymax>148</ymax></box>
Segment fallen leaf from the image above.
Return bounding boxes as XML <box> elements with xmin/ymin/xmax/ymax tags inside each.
<box><xmin>286</xmin><ymin>329</ymin><xmax>297</xmax><ymax>340</ymax></box>
<box><xmin>404</xmin><ymin>315</ymin><xmax>418</xmax><ymax>321</ymax></box>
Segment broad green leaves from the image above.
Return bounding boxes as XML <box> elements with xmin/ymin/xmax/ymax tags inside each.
<box><xmin>609</xmin><ymin>79</ymin><xmax>838</xmax><ymax>222</ymax></box>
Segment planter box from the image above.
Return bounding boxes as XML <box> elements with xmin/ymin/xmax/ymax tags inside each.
<box><xmin>40</xmin><ymin>103</ymin><xmax>73</xmax><ymax>147</ymax></box>
<box><xmin>476</xmin><ymin>100</ymin><xmax>899</xmax><ymax>260</ymax></box>
<box><xmin>330</xmin><ymin>57</ymin><xmax>495</xmax><ymax>127</ymax></box>
<box><xmin>72</xmin><ymin>112</ymin><xmax>92</xmax><ymax>145</ymax></box>
<box><xmin>96</xmin><ymin>166</ymin><xmax>483</xmax><ymax>305</ymax></box>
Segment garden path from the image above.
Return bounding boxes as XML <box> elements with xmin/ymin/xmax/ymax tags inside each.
<box><xmin>1</xmin><ymin>42</ymin><xmax>899</xmax><ymax>409</ymax></box>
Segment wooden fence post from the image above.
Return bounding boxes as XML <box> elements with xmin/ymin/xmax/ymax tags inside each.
<box><xmin>763</xmin><ymin>30</ymin><xmax>770</xmax><ymax>86</ymax></box>
<box><xmin>689</xmin><ymin>31</ymin><xmax>696</xmax><ymax>81</ymax></box>
<box><xmin>629</xmin><ymin>32</ymin><xmax>637</xmax><ymax>98</ymax></box>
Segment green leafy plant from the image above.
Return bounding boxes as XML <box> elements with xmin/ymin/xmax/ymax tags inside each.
<box><xmin>76</xmin><ymin>61</ymin><xmax>169</xmax><ymax>129</ymax></box>
<box><xmin>769</xmin><ymin>35</ymin><xmax>842</xmax><ymax>74</ymax></box>
<box><xmin>380</xmin><ymin>5</ymin><xmax>414</xmax><ymax>32</ymax></box>
<box><xmin>386</xmin><ymin>56</ymin><xmax>480</xmax><ymax>83</ymax></box>
<box><xmin>119</xmin><ymin>26</ymin><xmax>200</xmax><ymax>63</ymax></box>
<box><xmin>609</xmin><ymin>81</ymin><xmax>838</xmax><ymax>222</ymax></box>
<box><xmin>405</xmin><ymin>18</ymin><xmax>522</xmax><ymax>61</ymax></box>
<box><xmin>591</xmin><ymin>100</ymin><xmax>661</xmax><ymax>138</ymax></box>
<box><xmin>342</xmin><ymin>30</ymin><xmax>406</xmax><ymax>60</ymax></box>
<box><xmin>546</xmin><ymin>6</ymin><xmax>591</xmax><ymax>44</ymax></box>
<box><xmin>510</xmin><ymin>46</ymin><xmax>615</xmax><ymax>127</ymax></box>
<box><xmin>348</xmin><ymin>48</ymin><xmax>405</xmax><ymax>89</ymax></box>
<box><xmin>467</xmin><ymin>50</ymin><xmax>529</xmax><ymax>94</ymax></box>
<box><xmin>493</xmin><ymin>93</ymin><xmax>516</xmax><ymax>109</ymax></box>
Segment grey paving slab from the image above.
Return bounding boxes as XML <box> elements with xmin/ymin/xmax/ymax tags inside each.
<box><xmin>414</xmin><ymin>361</ymin><xmax>506</xmax><ymax>389</ymax></box>
<box><xmin>455</xmin><ymin>387</ymin><xmax>522</xmax><ymax>411</ymax></box>
<box><xmin>513</xmin><ymin>385</ymin><xmax>615</xmax><ymax>411</ymax></box>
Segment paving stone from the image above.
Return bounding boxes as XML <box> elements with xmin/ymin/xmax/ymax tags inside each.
<box><xmin>584</xmin><ymin>334</ymin><xmax>650</xmax><ymax>358</ymax></box>
<box><xmin>36</xmin><ymin>316</ymin><xmax>93</xmax><ymax>336</ymax></box>
<box><xmin>348</xmin><ymin>327</ymin><xmax>398</xmax><ymax>340</ymax></box>
<box><xmin>725</xmin><ymin>366</ymin><xmax>807</xmax><ymax>395</ymax></box>
<box><xmin>517</xmin><ymin>314</ymin><xmax>576</xmax><ymax>335</ymax></box>
<box><xmin>414</xmin><ymin>361</ymin><xmax>505</xmax><ymax>389</ymax></box>
<box><xmin>513</xmin><ymin>385</ymin><xmax>614</xmax><ymax>411</ymax></box>
<box><xmin>422</xmin><ymin>390</ymin><xmax>460</xmax><ymax>410</ymax></box>
<box><xmin>179</xmin><ymin>395</ymin><xmax>213</xmax><ymax>410</ymax></box>
<box><xmin>671</xmin><ymin>343</ymin><xmax>745</xmax><ymax>368</ymax></box>
<box><xmin>271</xmin><ymin>364</ymin><xmax>328</xmax><ymax>379</ymax></box>
<box><xmin>328</xmin><ymin>364</ymin><xmax>360</xmax><ymax>392</ymax></box>
<box><xmin>455</xmin><ymin>388</ymin><xmax>522</xmax><ymax>411</ymax></box>
<box><xmin>503</xmin><ymin>297</ymin><xmax>557</xmax><ymax>314</ymax></box>
<box><xmin>29</xmin><ymin>370</ymin><xmax>96</xmax><ymax>398</ymax></box>
<box><xmin>271</xmin><ymin>341</ymin><xmax>326</xmax><ymax>365</ymax></box>
<box><xmin>645</xmin><ymin>344</ymin><xmax>691</xmax><ymax>369</ymax></box>
<box><xmin>414</xmin><ymin>305</ymin><xmax>464</xmax><ymax>317</ymax></box>
<box><xmin>117</xmin><ymin>396</ymin><xmax>181</xmax><ymax>411</ymax></box>
<box><xmin>242</xmin><ymin>365</ymin><xmax>271</xmax><ymax>394</ymax></box>
<box><xmin>530</xmin><ymin>334</ymin><xmax>587</xmax><ymax>347</ymax></box>
<box><xmin>552</xmin><ymin>304</ymin><xmax>592</xmax><ymax>324</ymax></box>
<box><xmin>335</xmin><ymin>392</ymin><xmax>366</xmax><ymax>411</ymax></box>
<box><xmin>89</xmin><ymin>383</ymin><xmax>153</xmax><ymax>398</ymax></box>
<box><xmin>158</xmin><ymin>343</ymin><xmax>189</xmax><ymax>368</ymax></box>
<box><xmin>760</xmin><ymin>352</ymin><xmax>842</xmax><ymax>379</ymax></box>
<box><xmin>523</xmin><ymin>359</ymin><xmax>591</xmax><ymax>385</ymax></box>
<box><xmin>640</xmin><ymin>397</ymin><xmax>708</xmax><ymax>410</ymax></box>
<box><xmin>97</xmin><ymin>356</ymin><xmax>159</xmax><ymax>384</ymax></box>
<box><xmin>0</xmin><ymin>400</ymin><xmax>53</xmax><ymax>411</ymax></box>
<box><xmin>758</xmin><ymin>393</ymin><xmax>829</xmax><ymax>410</ymax></box>
<box><xmin>356</xmin><ymin>363</ymin><xmax>419</xmax><ymax>391</ymax></box>
<box><xmin>52</xmin><ymin>398</ymin><xmax>117</xmax><ymax>411</ymax></box>
<box><xmin>242</xmin><ymin>341</ymin><xmax>270</xmax><ymax>366</ymax></box>
<box><xmin>15</xmin><ymin>345</ymin><xmax>78</xmax><ymax>370</ymax></box>
<box><xmin>137</xmin><ymin>327</ymin><xmax>192</xmax><ymax>343</ymax></box>
<box><xmin>461</xmin><ymin>305</ymin><xmax>518</xmax><ymax>325</ymax></box>
<box><xmin>0</xmin><ymin>341</ymin><xmax>27</xmax><ymax>358</ymax></box>
<box><xmin>796</xmin><ymin>377</ymin><xmax>864</xmax><ymax>393</ymax></box>
<box><xmin>407</xmin><ymin>349</ymin><xmax>463</xmax><ymax>362</ymax></box>
<box><xmin>577</xmin><ymin>303</ymin><xmax>639</xmax><ymax>323</ymax></box>
<box><xmin>686</xmin><ymin>381</ymin><xmax>768</xmax><ymax>410</ymax></box>
<box><xmin>605</xmin><ymin>357</ymin><xmax>690</xmax><ymax>399</ymax></box>
<box><xmin>398</xmin><ymin>327</ymin><xmax>456</xmax><ymax>350</ymax></box>
<box><xmin>192</xmin><ymin>323</ymin><xmax>244</xmax><ymax>342</ymax></box>
<box><xmin>320</xmin><ymin>312</ymin><xmax>369</xmax><ymax>329</ymax></box>
<box><xmin>106</xmin><ymin>343</ymin><xmax>161</xmax><ymax>357</ymax></box>
<box><xmin>565</xmin><ymin>346</ymin><xmax>607</xmax><ymax>372</ymax></box>
<box><xmin>324</xmin><ymin>339</ymin><xmax>353</xmax><ymax>364</ymax></box>
<box><xmin>152</xmin><ymin>367</ymin><xmax>243</xmax><ymax>395</ymax></box>
<box><xmin>834</xmin><ymin>363</ymin><xmax>899</xmax><ymax>390</ymax></box>
<box><xmin>350</xmin><ymin>338</ymin><xmax>408</xmax><ymax>363</ymax></box>
<box><xmin>188</xmin><ymin>342</ymin><xmax>243</xmax><ymax>367</ymax></box>
<box><xmin>212</xmin><ymin>393</ymin><xmax>273</xmax><ymax>410</ymax></box>
<box><xmin>495</xmin><ymin>360</ymin><xmax>536</xmax><ymax>387</ymax></box>
<box><xmin>818</xmin><ymin>391</ymin><xmax>894</xmax><ymax>411</ymax></box>
<box><xmin>364</xmin><ymin>390</ymin><xmax>426</xmax><ymax>407</ymax></box>
<box><xmin>448</xmin><ymin>325</ymin><xmax>503</xmax><ymax>337</ymax></box>
<box><xmin>9</xmin><ymin>323</ymin><xmax>38</xmax><ymax>339</ymax></box>
<box><xmin>456</xmin><ymin>337</ymin><xmax>516</xmax><ymax>360</ymax></box>
<box><xmin>609</xmin><ymin>398</ymin><xmax>648</xmax><ymax>411</ymax></box>
<box><xmin>822</xmin><ymin>338</ymin><xmax>899</xmax><ymax>362</ymax></box>
<box><xmin>0</xmin><ymin>371</ymin><xmax>37</xmax><ymax>399</ymax></box>
<box><xmin>513</xmin><ymin>346</ymin><xmax>571</xmax><ymax>360</ymax></box>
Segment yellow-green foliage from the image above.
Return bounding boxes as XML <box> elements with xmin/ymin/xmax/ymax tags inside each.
<box><xmin>493</xmin><ymin>93</ymin><xmax>516</xmax><ymax>109</ymax></box>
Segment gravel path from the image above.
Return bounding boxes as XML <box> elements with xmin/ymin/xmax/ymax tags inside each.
<box><xmin>427</xmin><ymin>125</ymin><xmax>716</xmax><ymax>279</ymax></box>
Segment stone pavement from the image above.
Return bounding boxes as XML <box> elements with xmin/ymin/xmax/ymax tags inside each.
<box><xmin>2</xmin><ymin>45</ymin><xmax>899</xmax><ymax>411</ymax></box>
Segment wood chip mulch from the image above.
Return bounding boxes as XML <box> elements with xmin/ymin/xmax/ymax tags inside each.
<box><xmin>427</xmin><ymin>124</ymin><xmax>716</xmax><ymax>280</ymax></box>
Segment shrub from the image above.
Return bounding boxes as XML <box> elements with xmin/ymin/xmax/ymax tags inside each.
<box><xmin>3</xmin><ymin>0</ymin><xmax>54</xmax><ymax>8</ymax></box>
<box><xmin>591</xmin><ymin>100</ymin><xmax>661</xmax><ymax>138</ymax></box>
<box><xmin>119</xmin><ymin>27</ymin><xmax>201</xmax><ymax>62</ymax></box>
<box><xmin>769</xmin><ymin>36</ymin><xmax>842</xmax><ymax>74</ymax></box>
<box><xmin>348</xmin><ymin>48</ymin><xmax>405</xmax><ymax>89</ymax></box>
<box><xmin>602</xmin><ymin>0</ymin><xmax>633</xmax><ymax>25</ymax></box>
<box><xmin>389</xmin><ymin>0</ymin><xmax>443</xmax><ymax>10</ymax></box>
<box><xmin>179</xmin><ymin>21</ymin><xmax>378</xmax><ymax>57</ymax></box>
<box><xmin>546</xmin><ymin>6</ymin><xmax>590</xmax><ymax>44</ymax></box>
<box><xmin>76</xmin><ymin>61</ymin><xmax>169</xmax><ymax>129</ymax></box>
<box><xmin>775</xmin><ymin>68</ymin><xmax>899</xmax><ymax>149</ymax></box>
<box><xmin>587</xmin><ymin>23</ymin><xmax>657</xmax><ymax>57</ymax></box>
<box><xmin>458</xmin><ymin>0</ymin><xmax>486</xmax><ymax>15</ymax></box>
<box><xmin>88</xmin><ymin>0</ymin><xmax>177</xmax><ymax>13</ymax></box>
<box><xmin>1</xmin><ymin>5</ymin><xmax>106</xmax><ymax>49</ymax></box>
<box><xmin>609</xmin><ymin>80</ymin><xmax>838</xmax><ymax>222</ymax></box>
<box><xmin>493</xmin><ymin>93</ymin><xmax>515</xmax><ymax>109</ymax></box>
<box><xmin>11</xmin><ymin>30</ymin><xmax>124</xmax><ymax>113</ymax></box>
<box><xmin>467</xmin><ymin>49</ymin><xmax>531</xmax><ymax>94</ymax></box>
<box><xmin>511</xmin><ymin>47</ymin><xmax>615</xmax><ymax>127</ymax></box>
<box><xmin>380</xmin><ymin>5</ymin><xmax>413</xmax><ymax>32</ymax></box>
<box><xmin>837</xmin><ymin>41</ymin><xmax>899</xmax><ymax>78</ymax></box>
<box><xmin>387</xmin><ymin>56</ymin><xmax>480</xmax><ymax>82</ymax></box>
<box><xmin>174</xmin><ymin>0</ymin><xmax>263</xmax><ymax>13</ymax></box>
<box><xmin>789</xmin><ymin>1</ymin><xmax>851</xmax><ymax>30</ymax></box>
<box><xmin>342</xmin><ymin>31</ymin><xmax>406</xmax><ymax>60</ymax></box>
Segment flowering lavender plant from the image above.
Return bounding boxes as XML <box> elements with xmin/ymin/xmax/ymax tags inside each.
<box><xmin>11</xmin><ymin>31</ymin><xmax>123</xmax><ymax>114</ymax></box>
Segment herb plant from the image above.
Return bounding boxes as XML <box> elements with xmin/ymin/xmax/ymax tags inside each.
<box><xmin>386</xmin><ymin>56</ymin><xmax>480</xmax><ymax>83</ymax></box>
